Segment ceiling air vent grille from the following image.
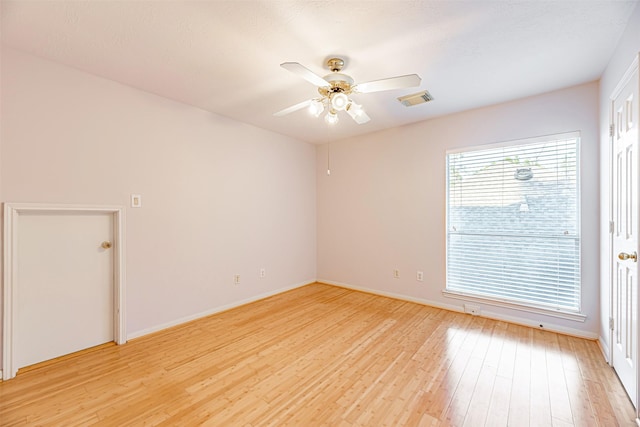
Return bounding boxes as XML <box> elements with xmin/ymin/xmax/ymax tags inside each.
<box><xmin>397</xmin><ymin>90</ymin><xmax>434</xmax><ymax>107</ymax></box>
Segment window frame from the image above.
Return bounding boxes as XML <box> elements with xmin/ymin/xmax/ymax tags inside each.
<box><xmin>442</xmin><ymin>131</ymin><xmax>585</xmax><ymax>322</ymax></box>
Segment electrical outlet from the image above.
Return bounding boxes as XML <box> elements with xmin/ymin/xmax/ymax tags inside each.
<box><xmin>393</xmin><ymin>269</ymin><xmax>400</xmax><ymax>279</ymax></box>
<box><xmin>417</xmin><ymin>271</ymin><xmax>424</xmax><ymax>281</ymax></box>
<box><xmin>260</xmin><ymin>268</ymin><xmax>266</xmax><ymax>278</ymax></box>
<box><xmin>234</xmin><ymin>274</ymin><xmax>240</xmax><ymax>285</ymax></box>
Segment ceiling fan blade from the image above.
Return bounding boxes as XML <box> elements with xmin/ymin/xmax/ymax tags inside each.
<box><xmin>346</xmin><ymin>104</ymin><xmax>371</xmax><ymax>124</ymax></box>
<box><xmin>354</xmin><ymin>74</ymin><xmax>421</xmax><ymax>93</ymax></box>
<box><xmin>273</xmin><ymin>99</ymin><xmax>311</xmax><ymax>117</ymax></box>
<box><xmin>281</xmin><ymin>62</ymin><xmax>329</xmax><ymax>87</ymax></box>
<box><xmin>352</xmin><ymin>110</ymin><xmax>370</xmax><ymax>124</ymax></box>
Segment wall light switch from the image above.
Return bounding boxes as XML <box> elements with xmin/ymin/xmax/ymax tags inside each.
<box><xmin>131</xmin><ymin>194</ymin><xmax>142</xmax><ymax>208</ymax></box>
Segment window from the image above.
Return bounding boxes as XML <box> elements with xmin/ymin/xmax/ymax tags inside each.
<box><xmin>445</xmin><ymin>132</ymin><xmax>580</xmax><ymax>315</ymax></box>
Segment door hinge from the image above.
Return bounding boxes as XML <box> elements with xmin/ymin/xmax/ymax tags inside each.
<box><xmin>609</xmin><ymin>317</ymin><xmax>615</xmax><ymax>330</ymax></box>
<box><xmin>609</xmin><ymin>221</ymin><xmax>615</xmax><ymax>234</ymax></box>
<box><xmin>610</xmin><ymin>123</ymin><xmax>615</xmax><ymax>137</ymax></box>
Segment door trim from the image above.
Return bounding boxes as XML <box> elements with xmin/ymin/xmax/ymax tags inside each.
<box><xmin>2</xmin><ymin>203</ymin><xmax>126</xmax><ymax>380</ymax></box>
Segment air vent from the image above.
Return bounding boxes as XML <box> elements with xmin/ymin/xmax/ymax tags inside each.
<box><xmin>397</xmin><ymin>90</ymin><xmax>434</xmax><ymax>107</ymax></box>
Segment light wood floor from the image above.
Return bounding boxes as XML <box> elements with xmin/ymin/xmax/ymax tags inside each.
<box><xmin>0</xmin><ymin>283</ymin><xmax>636</xmax><ymax>426</ymax></box>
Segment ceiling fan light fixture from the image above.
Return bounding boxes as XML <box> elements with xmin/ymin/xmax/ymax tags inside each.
<box><xmin>309</xmin><ymin>99</ymin><xmax>324</xmax><ymax>117</ymax></box>
<box><xmin>330</xmin><ymin>92</ymin><xmax>349</xmax><ymax>111</ymax></box>
<box><xmin>325</xmin><ymin>109</ymin><xmax>339</xmax><ymax>125</ymax></box>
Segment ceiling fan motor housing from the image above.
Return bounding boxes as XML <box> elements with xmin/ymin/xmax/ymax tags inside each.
<box><xmin>319</xmin><ymin>60</ymin><xmax>358</xmax><ymax>113</ymax></box>
<box><xmin>319</xmin><ymin>73</ymin><xmax>354</xmax><ymax>96</ymax></box>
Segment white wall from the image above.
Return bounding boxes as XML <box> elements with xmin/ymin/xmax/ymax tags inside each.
<box><xmin>317</xmin><ymin>81</ymin><xmax>600</xmax><ymax>338</ymax></box>
<box><xmin>0</xmin><ymin>48</ymin><xmax>317</xmax><ymax>365</ymax></box>
<box><xmin>2</xmin><ymin>2</ymin><xmax>638</xmax><ymax>371</ymax></box>
<box><xmin>599</xmin><ymin>2</ymin><xmax>640</xmax><ymax>357</ymax></box>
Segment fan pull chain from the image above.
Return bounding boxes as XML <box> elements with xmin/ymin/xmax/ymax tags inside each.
<box><xmin>327</xmin><ymin>141</ymin><xmax>331</xmax><ymax>176</ymax></box>
<box><xmin>326</xmin><ymin>125</ymin><xmax>331</xmax><ymax>176</ymax></box>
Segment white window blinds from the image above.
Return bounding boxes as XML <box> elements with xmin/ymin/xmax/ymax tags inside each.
<box><xmin>446</xmin><ymin>133</ymin><xmax>580</xmax><ymax>313</ymax></box>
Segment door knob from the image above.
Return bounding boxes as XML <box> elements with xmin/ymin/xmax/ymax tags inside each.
<box><xmin>101</xmin><ymin>241</ymin><xmax>112</xmax><ymax>249</ymax></box>
<box><xmin>618</xmin><ymin>251</ymin><xmax>637</xmax><ymax>262</ymax></box>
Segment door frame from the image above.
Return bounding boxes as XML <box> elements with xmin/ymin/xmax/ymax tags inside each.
<box><xmin>608</xmin><ymin>53</ymin><xmax>640</xmax><ymax>416</ymax></box>
<box><xmin>2</xmin><ymin>203</ymin><xmax>126</xmax><ymax>380</ymax></box>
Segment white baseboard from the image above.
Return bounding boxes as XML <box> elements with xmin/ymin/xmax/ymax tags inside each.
<box><xmin>598</xmin><ymin>336</ymin><xmax>611</xmax><ymax>364</ymax></box>
<box><xmin>127</xmin><ymin>279</ymin><xmax>315</xmax><ymax>340</ymax></box>
<box><xmin>321</xmin><ymin>279</ymin><xmax>466</xmax><ymax>312</ymax></box>
<box><xmin>319</xmin><ymin>279</ymin><xmax>599</xmax><ymax>340</ymax></box>
<box><xmin>127</xmin><ymin>278</ymin><xmax>599</xmax><ymax>342</ymax></box>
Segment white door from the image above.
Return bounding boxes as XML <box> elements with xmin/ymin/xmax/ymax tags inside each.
<box><xmin>611</xmin><ymin>57</ymin><xmax>639</xmax><ymax>407</ymax></box>
<box><xmin>15</xmin><ymin>211</ymin><xmax>114</xmax><ymax>369</ymax></box>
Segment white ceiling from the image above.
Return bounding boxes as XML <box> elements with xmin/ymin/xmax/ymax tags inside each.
<box><xmin>1</xmin><ymin>1</ymin><xmax>637</xmax><ymax>144</ymax></box>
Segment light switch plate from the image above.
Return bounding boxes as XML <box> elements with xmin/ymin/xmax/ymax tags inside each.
<box><xmin>131</xmin><ymin>194</ymin><xmax>142</xmax><ymax>208</ymax></box>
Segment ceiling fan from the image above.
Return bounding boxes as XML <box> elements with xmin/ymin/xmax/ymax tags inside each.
<box><xmin>274</xmin><ymin>57</ymin><xmax>421</xmax><ymax>125</ymax></box>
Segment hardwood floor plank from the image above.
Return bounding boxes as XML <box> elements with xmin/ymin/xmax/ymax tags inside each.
<box><xmin>462</xmin><ymin>320</ymin><xmax>506</xmax><ymax>426</ymax></box>
<box><xmin>421</xmin><ymin>317</ymin><xmax>480</xmax><ymax>419</ymax></box>
<box><xmin>0</xmin><ymin>283</ymin><xmax>635</xmax><ymax>426</ymax></box>
<box><xmin>507</xmin><ymin>325</ymin><xmax>533</xmax><ymax>425</ymax></box>
<box><xmin>530</xmin><ymin>330</ymin><xmax>553</xmax><ymax>426</ymax></box>
<box><xmin>441</xmin><ymin>319</ymin><xmax>493</xmax><ymax>425</ymax></box>
<box><xmin>546</xmin><ymin>338</ymin><xmax>574</xmax><ymax>425</ymax></box>
<box><xmin>585</xmin><ymin>379</ymin><xmax>622</xmax><ymax>426</ymax></box>
<box><xmin>484</xmin><ymin>374</ymin><xmax>512</xmax><ymax>427</ymax></box>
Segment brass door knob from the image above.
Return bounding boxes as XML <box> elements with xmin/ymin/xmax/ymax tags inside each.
<box><xmin>618</xmin><ymin>251</ymin><xmax>637</xmax><ymax>262</ymax></box>
<box><xmin>101</xmin><ymin>241</ymin><xmax>112</xmax><ymax>249</ymax></box>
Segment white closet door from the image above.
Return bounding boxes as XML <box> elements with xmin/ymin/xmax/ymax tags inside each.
<box><xmin>16</xmin><ymin>211</ymin><xmax>114</xmax><ymax>369</ymax></box>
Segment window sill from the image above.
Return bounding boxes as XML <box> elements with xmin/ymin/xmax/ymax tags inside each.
<box><xmin>442</xmin><ymin>290</ymin><xmax>587</xmax><ymax>322</ymax></box>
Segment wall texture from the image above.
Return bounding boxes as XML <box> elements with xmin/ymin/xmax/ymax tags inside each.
<box><xmin>598</xmin><ymin>2</ymin><xmax>640</xmax><ymax>358</ymax></box>
<box><xmin>0</xmin><ymin>48</ymin><xmax>317</xmax><ymax>366</ymax></box>
<box><xmin>317</xmin><ymin>81</ymin><xmax>600</xmax><ymax>338</ymax></box>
